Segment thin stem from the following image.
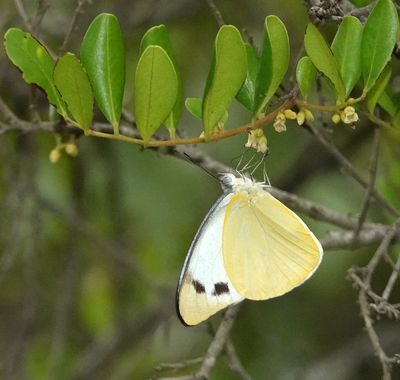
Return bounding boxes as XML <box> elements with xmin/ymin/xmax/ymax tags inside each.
<box><xmin>352</xmin><ymin>128</ymin><xmax>380</xmax><ymax>241</ymax></box>
<box><xmin>87</xmin><ymin>99</ymin><xmax>293</xmax><ymax>148</ymax></box>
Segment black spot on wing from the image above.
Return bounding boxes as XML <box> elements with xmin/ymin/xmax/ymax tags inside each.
<box><xmin>192</xmin><ymin>279</ymin><xmax>206</xmax><ymax>294</ymax></box>
<box><xmin>212</xmin><ymin>282</ymin><xmax>229</xmax><ymax>296</ymax></box>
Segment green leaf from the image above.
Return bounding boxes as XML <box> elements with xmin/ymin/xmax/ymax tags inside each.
<box><xmin>366</xmin><ymin>64</ymin><xmax>392</xmax><ymax>113</ymax></box>
<box><xmin>304</xmin><ymin>23</ymin><xmax>346</xmax><ymax>102</ymax></box>
<box><xmin>140</xmin><ymin>25</ymin><xmax>182</xmax><ymax>138</ymax></box>
<box><xmin>361</xmin><ymin>0</ymin><xmax>399</xmax><ymax>92</ymax></box>
<box><xmin>236</xmin><ymin>43</ymin><xmax>259</xmax><ymax>111</ymax></box>
<box><xmin>134</xmin><ymin>45</ymin><xmax>178</xmax><ymax>142</ymax></box>
<box><xmin>54</xmin><ymin>53</ymin><xmax>94</xmax><ymax>133</ymax></box>
<box><xmin>331</xmin><ymin>16</ymin><xmax>363</xmax><ymax>98</ymax></box>
<box><xmin>4</xmin><ymin>28</ymin><xmax>67</xmax><ymax>117</ymax></box>
<box><xmin>81</xmin><ymin>13</ymin><xmax>125</xmax><ymax>133</ymax></box>
<box><xmin>296</xmin><ymin>56</ymin><xmax>317</xmax><ymax>99</ymax></box>
<box><xmin>202</xmin><ymin>25</ymin><xmax>247</xmax><ymax>137</ymax></box>
<box><xmin>254</xmin><ymin>16</ymin><xmax>290</xmax><ymax>116</ymax></box>
<box><xmin>185</xmin><ymin>97</ymin><xmax>228</xmax><ymax>123</ymax></box>
<box><xmin>185</xmin><ymin>97</ymin><xmax>202</xmax><ymax>119</ymax></box>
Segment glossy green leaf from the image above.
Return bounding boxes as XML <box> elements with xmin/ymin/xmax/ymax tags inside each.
<box><xmin>236</xmin><ymin>43</ymin><xmax>259</xmax><ymax>111</ymax></box>
<box><xmin>185</xmin><ymin>97</ymin><xmax>228</xmax><ymax>123</ymax></box>
<box><xmin>366</xmin><ymin>64</ymin><xmax>392</xmax><ymax>113</ymax></box>
<box><xmin>134</xmin><ymin>45</ymin><xmax>178</xmax><ymax>142</ymax></box>
<box><xmin>331</xmin><ymin>16</ymin><xmax>363</xmax><ymax>98</ymax></box>
<box><xmin>140</xmin><ymin>24</ymin><xmax>182</xmax><ymax>138</ymax></box>
<box><xmin>54</xmin><ymin>53</ymin><xmax>94</xmax><ymax>133</ymax></box>
<box><xmin>361</xmin><ymin>0</ymin><xmax>399</xmax><ymax>92</ymax></box>
<box><xmin>296</xmin><ymin>56</ymin><xmax>317</xmax><ymax>99</ymax></box>
<box><xmin>185</xmin><ymin>97</ymin><xmax>202</xmax><ymax>119</ymax></box>
<box><xmin>254</xmin><ymin>16</ymin><xmax>290</xmax><ymax>116</ymax></box>
<box><xmin>304</xmin><ymin>23</ymin><xmax>346</xmax><ymax>102</ymax></box>
<box><xmin>202</xmin><ymin>25</ymin><xmax>247</xmax><ymax>137</ymax></box>
<box><xmin>4</xmin><ymin>28</ymin><xmax>67</xmax><ymax>117</ymax></box>
<box><xmin>81</xmin><ymin>13</ymin><xmax>125</xmax><ymax>133</ymax></box>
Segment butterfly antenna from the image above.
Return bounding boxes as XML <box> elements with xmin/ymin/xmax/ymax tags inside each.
<box><xmin>182</xmin><ymin>152</ymin><xmax>219</xmax><ymax>181</ymax></box>
<box><xmin>263</xmin><ymin>161</ymin><xmax>271</xmax><ymax>186</ymax></box>
<box><xmin>231</xmin><ymin>148</ymin><xmax>246</xmax><ymax>172</ymax></box>
<box><xmin>250</xmin><ymin>154</ymin><xmax>264</xmax><ymax>176</ymax></box>
<box><xmin>241</xmin><ymin>151</ymin><xmax>257</xmax><ymax>173</ymax></box>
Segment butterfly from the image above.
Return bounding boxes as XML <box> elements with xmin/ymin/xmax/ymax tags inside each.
<box><xmin>176</xmin><ymin>173</ymin><xmax>323</xmax><ymax>326</ymax></box>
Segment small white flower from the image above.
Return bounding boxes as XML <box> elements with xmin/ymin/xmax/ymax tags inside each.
<box><xmin>245</xmin><ymin>128</ymin><xmax>268</xmax><ymax>153</ymax></box>
<box><xmin>340</xmin><ymin>106</ymin><xmax>359</xmax><ymax>124</ymax></box>
<box><xmin>273</xmin><ymin>112</ymin><xmax>287</xmax><ymax>133</ymax></box>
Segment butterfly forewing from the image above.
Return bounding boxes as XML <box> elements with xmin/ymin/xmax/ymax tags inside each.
<box><xmin>176</xmin><ymin>194</ymin><xmax>244</xmax><ymax>326</ymax></box>
<box><xmin>222</xmin><ymin>190</ymin><xmax>323</xmax><ymax>300</ymax></box>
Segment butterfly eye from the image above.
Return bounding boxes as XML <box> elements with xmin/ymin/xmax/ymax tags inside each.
<box><xmin>219</xmin><ymin>173</ymin><xmax>235</xmax><ymax>191</ymax></box>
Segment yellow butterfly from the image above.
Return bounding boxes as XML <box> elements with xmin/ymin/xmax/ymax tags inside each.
<box><xmin>176</xmin><ymin>173</ymin><xmax>323</xmax><ymax>326</ymax></box>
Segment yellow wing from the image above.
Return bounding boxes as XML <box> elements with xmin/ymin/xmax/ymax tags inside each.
<box><xmin>222</xmin><ymin>190</ymin><xmax>322</xmax><ymax>300</ymax></box>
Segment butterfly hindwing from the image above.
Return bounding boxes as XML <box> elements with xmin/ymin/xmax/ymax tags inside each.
<box><xmin>176</xmin><ymin>193</ymin><xmax>244</xmax><ymax>326</ymax></box>
<box><xmin>222</xmin><ymin>190</ymin><xmax>323</xmax><ymax>300</ymax></box>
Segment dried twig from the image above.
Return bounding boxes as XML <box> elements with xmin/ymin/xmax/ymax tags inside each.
<box><xmin>157</xmin><ymin>305</ymin><xmax>241</xmax><ymax>380</ymax></box>
<box><xmin>308</xmin><ymin>123</ymin><xmax>399</xmax><ymax>218</ymax></box>
<box><xmin>352</xmin><ymin>128</ymin><xmax>380</xmax><ymax>241</ymax></box>
<box><xmin>12</xmin><ymin>0</ymin><xmax>32</xmax><ymax>31</ymax></box>
<box><xmin>204</xmin><ymin>0</ymin><xmax>225</xmax><ymax>27</ymax></box>
<box><xmin>59</xmin><ymin>0</ymin><xmax>92</xmax><ymax>53</ymax></box>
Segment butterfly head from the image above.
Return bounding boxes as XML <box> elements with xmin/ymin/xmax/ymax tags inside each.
<box><xmin>219</xmin><ymin>173</ymin><xmax>269</xmax><ymax>194</ymax></box>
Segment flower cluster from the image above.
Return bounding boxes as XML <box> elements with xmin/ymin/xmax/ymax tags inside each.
<box><xmin>245</xmin><ymin>128</ymin><xmax>268</xmax><ymax>153</ymax></box>
<box><xmin>332</xmin><ymin>106</ymin><xmax>359</xmax><ymax>125</ymax></box>
<box><xmin>273</xmin><ymin>108</ymin><xmax>314</xmax><ymax>133</ymax></box>
<box><xmin>49</xmin><ymin>142</ymin><xmax>79</xmax><ymax>163</ymax></box>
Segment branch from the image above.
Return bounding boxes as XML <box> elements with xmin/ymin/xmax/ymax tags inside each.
<box><xmin>352</xmin><ymin>127</ymin><xmax>380</xmax><ymax>241</ymax></box>
<box><xmin>59</xmin><ymin>0</ymin><xmax>92</xmax><ymax>53</ymax></box>
<box><xmin>204</xmin><ymin>0</ymin><xmax>225</xmax><ymax>27</ymax></box>
<box><xmin>157</xmin><ymin>305</ymin><xmax>241</xmax><ymax>380</ymax></box>
<box><xmin>307</xmin><ymin>123</ymin><xmax>399</xmax><ymax>218</ymax></box>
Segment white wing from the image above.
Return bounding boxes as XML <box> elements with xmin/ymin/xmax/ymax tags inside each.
<box><xmin>176</xmin><ymin>193</ymin><xmax>244</xmax><ymax>326</ymax></box>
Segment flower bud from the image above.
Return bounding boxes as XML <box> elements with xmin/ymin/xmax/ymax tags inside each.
<box><xmin>65</xmin><ymin>143</ymin><xmax>78</xmax><ymax>157</ymax></box>
<box><xmin>49</xmin><ymin>148</ymin><xmax>60</xmax><ymax>163</ymax></box>
<box><xmin>304</xmin><ymin>109</ymin><xmax>314</xmax><ymax>121</ymax></box>
<box><xmin>296</xmin><ymin>110</ymin><xmax>305</xmax><ymax>126</ymax></box>
<box><xmin>331</xmin><ymin>113</ymin><xmax>341</xmax><ymax>124</ymax></box>
<box><xmin>284</xmin><ymin>109</ymin><xmax>297</xmax><ymax>120</ymax></box>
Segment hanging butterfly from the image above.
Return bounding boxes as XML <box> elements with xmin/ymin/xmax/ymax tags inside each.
<box><xmin>176</xmin><ymin>173</ymin><xmax>323</xmax><ymax>326</ymax></box>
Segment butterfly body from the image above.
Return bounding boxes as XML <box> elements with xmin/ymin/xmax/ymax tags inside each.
<box><xmin>177</xmin><ymin>173</ymin><xmax>323</xmax><ymax>326</ymax></box>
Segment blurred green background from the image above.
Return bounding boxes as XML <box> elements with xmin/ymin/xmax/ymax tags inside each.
<box><xmin>0</xmin><ymin>0</ymin><xmax>399</xmax><ymax>379</ymax></box>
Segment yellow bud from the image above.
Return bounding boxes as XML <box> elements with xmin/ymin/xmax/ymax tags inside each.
<box><xmin>49</xmin><ymin>148</ymin><xmax>60</xmax><ymax>163</ymax></box>
<box><xmin>254</xmin><ymin>128</ymin><xmax>264</xmax><ymax>137</ymax></box>
<box><xmin>65</xmin><ymin>143</ymin><xmax>78</xmax><ymax>157</ymax></box>
<box><xmin>331</xmin><ymin>113</ymin><xmax>341</xmax><ymax>124</ymax></box>
<box><xmin>257</xmin><ymin>136</ymin><xmax>268</xmax><ymax>153</ymax></box>
<box><xmin>304</xmin><ymin>109</ymin><xmax>314</xmax><ymax>121</ymax></box>
<box><xmin>284</xmin><ymin>109</ymin><xmax>297</xmax><ymax>120</ymax></box>
<box><xmin>276</xmin><ymin>112</ymin><xmax>286</xmax><ymax>121</ymax></box>
<box><xmin>296</xmin><ymin>110</ymin><xmax>305</xmax><ymax>126</ymax></box>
